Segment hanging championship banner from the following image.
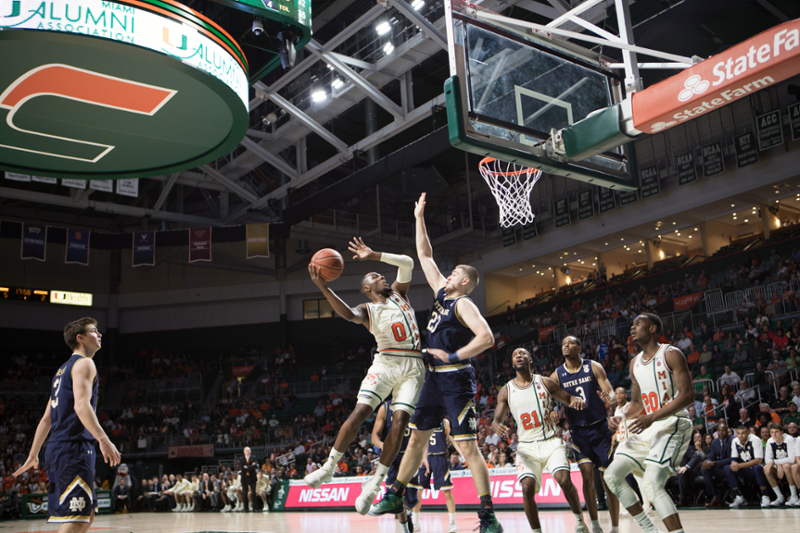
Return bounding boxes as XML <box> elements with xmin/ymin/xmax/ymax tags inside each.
<box><xmin>65</xmin><ymin>229</ymin><xmax>90</xmax><ymax>266</ymax></box>
<box><xmin>21</xmin><ymin>223</ymin><xmax>46</xmax><ymax>261</ymax></box>
<box><xmin>116</xmin><ymin>179</ymin><xmax>139</xmax><ymax>197</ymax></box>
<box><xmin>246</xmin><ymin>223</ymin><xmax>270</xmax><ymax>258</ymax></box>
<box><xmin>189</xmin><ymin>227</ymin><xmax>212</xmax><ymax>263</ymax></box>
<box><xmin>90</xmin><ymin>180</ymin><xmax>114</xmax><ymax>192</ymax></box>
<box><xmin>132</xmin><ymin>231</ymin><xmax>156</xmax><ymax>267</ymax></box>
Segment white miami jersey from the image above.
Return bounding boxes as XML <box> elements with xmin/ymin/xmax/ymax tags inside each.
<box><xmin>632</xmin><ymin>343</ymin><xmax>688</xmax><ymax>419</ymax></box>
<box><xmin>366</xmin><ymin>293</ymin><xmax>421</xmax><ymax>355</ymax></box>
<box><xmin>507</xmin><ymin>374</ymin><xmax>557</xmax><ymax>442</ymax></box>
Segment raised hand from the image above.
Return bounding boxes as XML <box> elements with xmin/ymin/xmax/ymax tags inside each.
<box><xmin>414</xmin><ymin>193</ymin><xmax>427</xmax><ymax>219</ymax></box>
<box><xmin>348</xmin><ymin>237</ymin><xmax>375</xmax><ymax>261</ymax></box>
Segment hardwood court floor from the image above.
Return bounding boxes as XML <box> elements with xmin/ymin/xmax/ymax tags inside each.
<box><xmin>3</xmin><ymin>508</ymin><xmax>799</xmax><ymax>533</ymax></box>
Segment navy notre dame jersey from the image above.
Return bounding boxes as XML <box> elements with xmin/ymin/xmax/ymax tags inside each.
<box><xmin>428</xmin><ymin>423</ymin><xmax>447</xmax><ymax>455</ymax></box>
<box><xmin>381</xmin><ymin>400</ymin><xmax>410</xmax><ymax>453</ymax></box>
<box><xmin>556</xmin><ymin>359</ymin><xmax>608</xmax><ymax>427</ymax></box>
<box><xmin>425</xmin><ymin>288</ymin><xmax>475</xmax><ymax>367</ymax></box>
<box><xmin>49</xmin><ymin>354</ymin><xmax>98</xmax><ymax>442</ymax></box>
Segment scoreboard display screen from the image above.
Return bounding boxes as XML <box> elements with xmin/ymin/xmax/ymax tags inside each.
<box><xmin>230</xmin><ymin>0</ymin><xmax>310</xmax><ymax>27</ymax></box>
<box><xmin>0</xmin><ymin>287</ymin><xmax>49</xmax><ymax>302</ymax></box>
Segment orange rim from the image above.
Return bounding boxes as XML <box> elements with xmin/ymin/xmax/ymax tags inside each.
<box><xmin>479</xmin><ymin>157</ymin><xmax>540</xmax><ymax>177</ymax></box>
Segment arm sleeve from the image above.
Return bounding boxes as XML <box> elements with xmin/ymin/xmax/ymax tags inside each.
<box><xmin>380</xmin><ymin>253</ymin><xmax>414</xmax><ymax>284</ymax></box>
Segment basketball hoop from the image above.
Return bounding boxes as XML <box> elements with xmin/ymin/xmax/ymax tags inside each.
<box><xmin>478</xmin><ymin>157</ymin><xmax>542</xmax><ymax>228</ymax></box>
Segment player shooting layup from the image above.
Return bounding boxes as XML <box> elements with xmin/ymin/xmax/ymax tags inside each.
<box><xmin>493</xmin><ymin>348</ymin><xmax>589</xmax><ymax>533</ymax></box>
<box><xmin>14</xmin><ymin>318</ymin><xmax>121</xmax><ymax>530</ymax></box>
<box><xmin>303</xmin><ymin>238</ymin><xmax>425</xmax><ymax>515</ymax></box>
<box><xmin>604</xmin><ymin>314</ymin><xmax>694</xmax><ymax>533</ymax></box>
<box><xmin>553</xmin><ymin>336</ymin><xmax>620</xmax><ymax>533</ymax></box>
<box><xmin>370</xmin><ymin>193</ymin><xmax>500</xmax><ymax>533</ymax></box>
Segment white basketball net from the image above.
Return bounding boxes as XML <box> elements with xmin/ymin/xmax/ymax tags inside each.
<box><xmin>478</xmin><ymin>157</ymin><xmax>542</xmax><ymax>228</ymax></box>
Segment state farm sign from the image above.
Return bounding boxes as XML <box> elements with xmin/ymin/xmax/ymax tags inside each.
<box><xmin>633</xmin><ymin>20</ymin><xmax>800</xmax><ymax>133</ymax></box>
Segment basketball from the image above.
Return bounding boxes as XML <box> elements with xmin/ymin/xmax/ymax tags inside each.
<box><xmin>310</xmin><ymin>248</ymin><xmax>344</xmax><ymax>281</ymax></box>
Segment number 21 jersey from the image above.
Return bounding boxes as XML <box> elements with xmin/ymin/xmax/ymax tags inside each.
<box><xmin>425</xmin><ymin>288</ymin><xmax>475</xmax><ymax>367</ymax></box>
<box><xmin>507</xmin><ymin>375</ymin><xmax>557</xmax><ymax>442</ymax></box>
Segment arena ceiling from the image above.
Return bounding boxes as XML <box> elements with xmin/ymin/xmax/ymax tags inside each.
<box><xmin>1</xmin><ymin>0</ymin><xmax>799</xmax><ymax>254</ymax></box>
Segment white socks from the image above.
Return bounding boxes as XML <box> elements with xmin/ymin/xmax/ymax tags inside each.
<box><xmin>376</xmin><ymin>463</ymin><xmax>389</xmax><ymax>478</ymax></box>
<box><xmin>574</xmin><ymin>513</ymin><xmax>586</xmax><ymax>524</ymax></box>
<box><xmin>532</xmin><ymin>529</ymin><xmax>542</xmax><ymax>533</ymax></box>
<box><xmin>774</xmin><ymin>486</ymin><xmax>783</xmax><ymax>498</ymax></box>
<box><xmin>790</xmin><ymin>486</ymin><xmax>798</xmax><ymax>498</ymax></box>
<box><xmin>329</xmin><ymin>448</ymin><xmax>343</xmax><ymax>464</ymax></box>
<box><xmin>413</xmin><ymin>512</ymin><xmax>420</xmax><ymax>526</ymax></box>
<box><xmin>610</xmin><ymin>527</ymin><xmax>619</xmax><ymax>533</ymax></box>
<box><xmin>592</xmin><ymin>520</ymin><xmax>601</xmax><ymax>529</ymax></box>
<box><xmin>633</xmin><ymin>511</ymin><xmax>657</xmax><ymax>533</ymax></box>
<box><xmin>450</xmin><ymin>512</ymin><xmax>456</xmax><ymax>524</ymax></box>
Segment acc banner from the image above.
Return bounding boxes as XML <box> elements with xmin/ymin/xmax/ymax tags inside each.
<box><xmin>246</xmin><ymin>223</ymin><xmax>270</xmax><ymax>258</ymax></box>
<box><xmin>189</xmin><ymin>227</ymin><xmax>212</xmax><ymax>262</ymax></box>
<box><xmin>21</xmin><ymin>223</ymin><xmax>46</xmax><ymax>261</ymax></box>
<box><xmin>674</xmin><ymin>292</ymin><xmax>702</xmax><ymax>310</ymax></box>
<box><xmin>65</xmin><ymin>229</ymin><xmax>90</xmax><ymax>266</ymax></box>
<box><xmin>132</xmin><ymin>231</ymin><xmax>156</xmax><ymax>267</ymax></box>
<box><xmin>538</xmin><ymin>326</ymin><xmax>555</xmax><ymax>341</ymax></box>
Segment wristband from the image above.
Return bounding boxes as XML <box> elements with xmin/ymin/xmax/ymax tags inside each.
<box><xmin>448</xmin><ymin>352</ymin><xmax>461</xmax><ymax>364</ymax></box>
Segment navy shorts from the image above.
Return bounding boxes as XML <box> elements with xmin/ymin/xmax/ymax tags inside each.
<box><xmin>408</xmin><ymin>455</ymin><xmax>453</xmax><ymax>491</ymax></box>
<box><xmin>571</xmin><ymin>421</ymin><xmax>614</xmax><ymax>469</ymax></box>
<box><xmin>410</xmin><ymin>367</ymin><xmax>478</xmax><ymax>441</ymax></box>
<box><xmin>45</xmin><ymin>440</ymin><xmax>96</xmax><ymax>524</ymax></box>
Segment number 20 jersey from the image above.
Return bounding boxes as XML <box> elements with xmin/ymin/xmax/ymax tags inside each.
<box><xmin>507</xmin><ymin>375</ymin><xmax>557</xmax><ymax>442</ymax></box>
<box><xmin>425</xmin><ymin>288</ymin><xmax>475</xmax><ymax>367</ymax></box>
<box><xmin>632</xmin><ymin>343</ymin><xmax>688</xmax><ymax>419</ymax></box>
<box><xmin>49</xmin><ymin>353</ymin><xmax>98</xmax><ymax>443</ymax></box>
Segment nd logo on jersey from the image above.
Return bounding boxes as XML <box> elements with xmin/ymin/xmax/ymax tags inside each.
<box><xmin>69</xmin><ymin>496</ymin><xmax>86</xmax><ymax>513</ymax></box>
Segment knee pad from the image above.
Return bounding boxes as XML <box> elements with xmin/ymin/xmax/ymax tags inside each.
<box><xmin>603</xmin><ymin>458</ymin><xmax>640</xmax><ymax>509</ymax></box>
<box><xmin>641</xmin><ymin>467</ymin><xmax>677</xmax><ymax>519</ymax></box>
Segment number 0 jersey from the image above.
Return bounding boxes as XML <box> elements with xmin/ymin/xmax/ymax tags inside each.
<box><xmin>632</xmin><ymin>343</ymin><xmax>688</xmax><ymax>419</ymax></box>
<box><xmin>49</xmin><ymin>354</ymin><xmax>98</xmax><ymax>443</ymax></box>
<box><xmin>507</xmin><ymin>375</ymin><xmax>557</xmax><ymax>442</ymax></box>
<box><xmin>367</xmin><ymin>293</ymin><xmax>421</xmax><ymax>356</ymax></box>
<box><xmin>425</xmin><ymin>288</ymin><xmax>475</xmax><ymax>368</ymax></box>
<box><xmin>556</xmin><ymin>359</ymin><xmax>609</xmax><ymax>427</ymax></box>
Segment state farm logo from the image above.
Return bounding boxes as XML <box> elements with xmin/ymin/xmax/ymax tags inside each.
<box><xmin>678</xmin><ymin>75</ymin><xmax>710</xmax><ymax>102</ymax></box>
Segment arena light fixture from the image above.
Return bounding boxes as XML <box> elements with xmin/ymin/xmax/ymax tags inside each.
<box><xmin>311</xmin><ymin>89</ymin><xmax>327</xmax><ymax>102</ymax></box>
<box><xmin>412</xmin><ymin>0</ymin><xmax>425</xmax><ymax>10</ymax></box>
<box><xmin>376</xmin><ymin>20</ymin><xmax>391</xmax><ymax>35</ymax></box>
<box><xmin>383</xmin><ymin>42</ymin><xmax>395</xmax><ymax>55</ymax></box>
<box><xmin>332</xmin><ymin>78</ymin><xmax>344</xmax><ymax>89</ymax></box>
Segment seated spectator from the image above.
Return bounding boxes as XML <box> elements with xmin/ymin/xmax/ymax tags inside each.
<box><xmin>734</xmin><ymin>381</ymin><xmax>757</xmax><ymax>406</ymax></box>
<box><xmin>792</xmin><ymin>382</ymin><xmax>800</xmax><ymax>408</ymax></box>
<box><xmin>783</xmin><ymin>401</ymin><xmax>800</xmax><ymax>426</ymax></box>
<box><xmin>767</xmin><ymin>351</ymin><xmax>789</xmax><ymax>387</ymax></box>
<box><xmin>763</xmin><ymin>422</ymin><xmax>799</xmax><ymax>506</ymax></box>
<box><xmin>674</xmin><ymin>431</ymin><xmax>704</xmax><ymax>507</ymax></box>
<box><xmin>677</xmin><ymin>333</ymin><xmax>693</xmax><ymax>352</ymax></box>
<box><xmin>687</xmin><ymin>344</ymin><xmax>700</xmax><ymax>366</ymax></box>
<box><xmin>731</xmin><ymin>343</ymin><xmax>749</xmax><ymax>366</ymax></box>
<box><xmin>736</xmin><ymin>408</ymin><xmax>752</xmax><ymax>427</ymax></box>
<box><xmin>694</xmin><ymin>365</ymin><xmax>713</xmax><ymax>393</ymax></box>
<box><xmin>701</xmin><ymin>421</ymin><xmax>734</xmax><ymax>508</ymax></box>
<box><xmin>773</xmin><ymin>329</ymin><xmax>789</xmax><ymax>350</ymax></box>
<box><xmin>688</xmin><ymin>406</ymin><xmax>704</xmax><ymax>432</ymax></box>
<box><xmin>713</xmin><ymin>327</ymin><xmax>725</xmax><ymax>341</ymax></box>
<box><xmin>698</xmin><ymin>344</ymin><xmax>713</xmax><ymax>365</ymax></box>
<box><xmin>719</xmin><ymin>365</ymin><xmax>741</xmax><ymax>388</ymax></box>
<box><xmin>755</xmin><ymin>403</ymin><xmax>781</xmax><ymax>426</ymax></box>
<box><xmin>724</xmin><ymin>425</ymin><xmax>773</xmax><ymax>508</ymax></box>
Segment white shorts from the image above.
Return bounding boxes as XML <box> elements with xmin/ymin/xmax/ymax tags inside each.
<box><xmin>515</xmin><ymin>437</ymin><xmax>570</xmax><ymax>492</ymax></box>
<box><xmin>614</xmin><ymin>416</ymin><xmax>692</xmax><ymax>474</ymax></box>
<box><xmin>356</xmin><ymin>353</ymin><xmax>425</xmax><ymax>415</ymax></box>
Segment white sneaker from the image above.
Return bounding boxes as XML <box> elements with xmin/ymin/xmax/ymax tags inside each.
<box><xmin>729</xmin><ymin>495</ymin><xmax>746</xmax><ymax>508</ymax></box>
<box><xmin>449</xmin><ymin>523</ymin><xmax>458</xmax><ymax>533</ymax></box>
<box><xmin>576</xmin><ymin>522</ymin><xmax>590</xmax><ymax>533</ymax></box>
<box><xmin>592</xmin><ymin>524</ymin><xmax>604</xmax><ymax>533</ymax></box>
<box><xmin>787</xmin><ymin>495</ymin><xmax>800</xmax><ymax>507</ymax></box>
<box><xmin>770</xmin><ymin>494</ymin><xmax>785</xmax><ymax>506</ymax></box>
<box><xmin>187</xmin><ymin>503</ymin><xmax>195</xmax><ymax>512</ymax></box>
<box><xmin>304</xmin><ymin>463</ymin><xmax>334</xmax><ymax>489</ymax></box>
<box><xmin>761</xmin><ymin>496</ymin><xmax>771</xmax><ymax>508</ymax></box>
<box><xmin>171</xmin><ymin>504</ymin><xmax>181</xmax><ymax>512</ymax></box>
<box><xmin>355</xmin><ymin>476</ymin><xmax>383</xmax><ymax>515</ymax></box>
